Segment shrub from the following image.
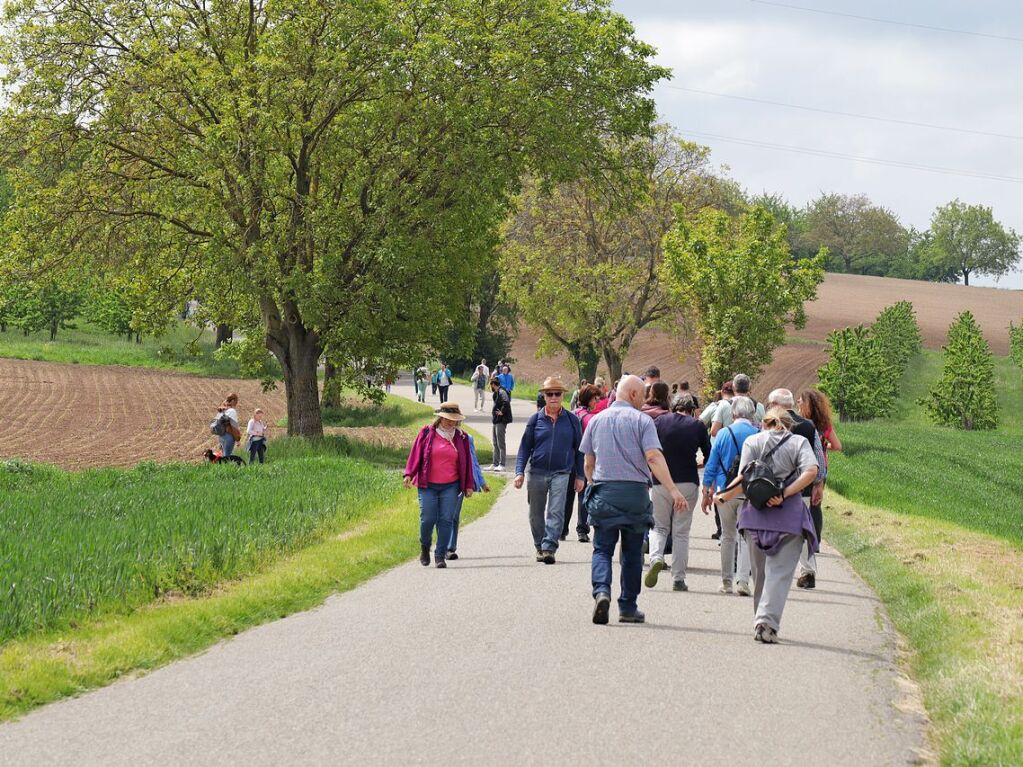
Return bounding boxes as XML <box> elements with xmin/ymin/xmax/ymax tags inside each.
<box><xmin>872</xmin><ymin>300</ymin><xmax>922</xmax><ymax>370</ymax></box>
<box><xmin>818</xmin><ymin>325</ymin><xmax>897</xmax><ymax>421</ymax></box>
<box><xmin>921</xmin><ymin>311</ymin><xmax>998</xmax><ymax>430</ymax></box>
<box><xmin>1010</xmin><ymin>320</ymin><xmax>1023</xmax><ymax>369</ymax></box>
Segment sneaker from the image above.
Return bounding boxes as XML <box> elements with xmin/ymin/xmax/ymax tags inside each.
<box><xmin>541</xmin><ymin>550</ymin><xmax>556</xmax><ymax>565</ymax></box>
<box><xmin>619</xmin><ymin>610</ymin><xmax>646</xmax><ymax>624</ymax></box>
<box><xmin>754</xmin><ymin>624</ymin><xmax>778</xmax><ymax>644</ymax></box>
<box><xmin>796</xmin><ymin>572</ymin><xmax>816</xmax><ymax>589</ymax></box>
<box><xmin>592</xmin><ymin>592</ymin><xmax>611</xmax><ymax>625</ymax></box>
<box><xmin>672</xmin><ymin>580</ymin><xmax>688</xmax><ymax>592</ymax></box>
<box><xmin>445</xmin><ymin>551</ymin><xmax>459</xmax><ymax>561</ymax></box>
<box><xmin>735</xmin><ymin>581</ymin><xmax>751</xmax><ymax>597</ymax></box>
<box><xmin>419</xmin><ymin>547</ymin><xmax>430</xmax><ymax>567</ymax></box>
<box><xmin>577</xmin><ymin>533</ymin><xmax>590</xmax><ymax>543</ymax></box>
<box><xmin>644</xmin><ymin>559</ymin><xmax>666</xmax><ymax>588</ymax></box>
<box><xmin>718</xmin><ymin>580</ymin><xmax>733</xmax><ymax>594</ymax></box>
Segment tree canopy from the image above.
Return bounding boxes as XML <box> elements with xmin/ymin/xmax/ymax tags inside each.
<box><xmin>0</xmin><ymin>0</ymin><xmax>666</xmax><ymax>434</ymax></box>
<box><xmin>925</xmin><ymin>200</ymin><xmax>1020</xmax><ymax>286</ymax></box>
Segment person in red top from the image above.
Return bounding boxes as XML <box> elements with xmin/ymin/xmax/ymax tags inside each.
<box><xmin>404</xmin><ymin>403</ymin><xmax>475</xmax><ymax>568</ymax></box>
<box><xmin>796</xmin><ymin>389</ymin><xmax>843</xmax><ymax>587</ymax></box>
<box><xmin>562</xmin><ymin>383</ymin><xmax>603</xmax><ymax>542</ymax></box>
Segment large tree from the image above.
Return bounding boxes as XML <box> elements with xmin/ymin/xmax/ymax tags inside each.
<box><xmin>662</xmin><ymin>205</ymin><xmax>825</xmax><ymax>394</ymax></box>
<box><xmin>501</xmin><ymin>127</ymin><xmax>719</xmax><ymax>382</ymax></box>
<box><xmin>926</xmin><ymin>200</ymin><xmax>1020</xmax><ymax>286</ymax></box>
<box><xmin>796</xmin><ymin>192</ymin><xmax>909</xmax><ymax>276</ymax></box>
<box><xmin>0</xmin><ymin>0</ymin><xmax>665</xmax><ymax>435</ymax></box>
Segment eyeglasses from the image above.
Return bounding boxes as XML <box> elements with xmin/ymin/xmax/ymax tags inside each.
<box><xmin>544</xmin><ymin>391</ymin><xmax>563</xmax><ymax>398</ymax></box>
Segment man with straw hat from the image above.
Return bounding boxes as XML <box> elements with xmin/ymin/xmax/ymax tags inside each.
<box><xmin>514</xmin><ymin>376</ymin><xmax>585</xmax><ymax>564</ymax></box>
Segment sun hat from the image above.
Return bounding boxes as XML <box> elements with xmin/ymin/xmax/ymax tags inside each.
<box><xmin>540</xmin><ymin>376</ymin><xmax>568</xmax><ymax>393</ymax></box>
<box><xmin>434</xmin><ymin>402</ymin><xmax>466</xmax><ymax>422</ymax></box>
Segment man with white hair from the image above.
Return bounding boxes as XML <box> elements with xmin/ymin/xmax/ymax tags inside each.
<box><xmin>767</xmin><ymin>388</ymin><xmax>827</xmax><ymax>589</ymax></box>
<box><xmin>580</xmin><ymin>375</ymin><xmax>688</xmax><ymax>625</ymax></box>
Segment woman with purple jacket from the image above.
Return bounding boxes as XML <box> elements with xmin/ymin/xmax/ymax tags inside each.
<box><xmin>404</xmin><ymin>402</ymin><xmax>475</xmax><ymax>568</ymax></box>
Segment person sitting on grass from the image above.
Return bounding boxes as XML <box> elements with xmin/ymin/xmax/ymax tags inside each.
<box><xmin>246</xmin><ymin>408</ymin><xmax>268</xmax><ymax>465</ymax></box>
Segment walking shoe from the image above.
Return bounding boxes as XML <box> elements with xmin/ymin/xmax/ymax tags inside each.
<box><xmin>592</xmin><ymin>592</ymin><xmax>611</xmax><ymax>625</ymax></box>
<box><xmin>420</xmin><ymin>547</ymin><xmax>430</xmax><ymax>567</ymax></box>
<box><xmin>644</xmin><ymin>559</ymin><xmax>666</xmax><ymax>588</ymax></box>
<box><xmin>672</xmin><ymin>580</ymin><xmax>688</xmax><ymax>592</ymax></box>
<box><xmin>719</xmin><ymin>580</ymin><xmax>733</xmax><ymax>594</ymax></box>
<box><xmin>435</xmin><ymin>555</ymin><xmax>447</xmax><ymax>569</ymax></box>
<box><xmin>796</xmin><ymin>572</ymin><xmax>816</xmax><ymax>589</ymax></box>
<box><xmin>559</xmin><ymin>534</ymin><xmax>567</xmax><ymax>541</ymax></box>
<box><xmin>541</xmin><ymin>550</ymin><xmax>556</xmax><ymax>565</ymax></box>
<box><xmin>445</xmin><ymin>551</ymin><xmax>459</xmax><ymax>560</ymax></box>
<box><xmin>619</xmin><ymin>610</ymin><xmax>646</xmax><ymax>624</ymax></box>
<box><xmin>578</xmin><ymin>533</ymin><xmax>590</xmax><ymax>543</ymax></box>
<box><xmin>535</xmin><ymin>549</ymin><xmax>544</xmax><ymax>562</ymax></box>
<box><xmin>735</xmin><ymin>581</ymin><xmax>751</xmax><ymax>597</ymax></box>
<box><xmin>754</xmin><ymin>624</ymin><xmax>778</xmax><ymax>644</ymax></box>
<box><xmin>711</xmin><ymin>531</ymin><xmax>721</xmax><ymax>541</ymax></box>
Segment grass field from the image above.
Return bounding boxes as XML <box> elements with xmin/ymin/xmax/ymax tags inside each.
<box><xmin>0</xmin><ymin>320</ymin><xmax>263</xmax><ymax>378</ymax></box>
<box><xmin>0</xmin><ymin>392</ymin><xmax>502</xmax><ymax>718</ymax></box>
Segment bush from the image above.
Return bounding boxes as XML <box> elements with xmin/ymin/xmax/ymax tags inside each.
<box><xmin>872</xmin><ymin>300</ymin><xmax>922</xmax><ymax>369</ymax></box>
<box><xmin>921</xmin><ymin>311</ymin><xmax>998</xmax><ymax>430</ymax></box>
<box><xmin>1010</xmin><ymin>319</ymin><xmax>1023</xmax><ymax>369</ymax></box>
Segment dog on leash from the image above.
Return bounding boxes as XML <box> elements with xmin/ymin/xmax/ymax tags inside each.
<box><xmin>203</xmin><ymin>448</ymin><xmax>245</xmax><ymax>466</ymax></box>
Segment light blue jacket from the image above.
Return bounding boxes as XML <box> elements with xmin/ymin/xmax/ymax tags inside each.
<box><xmin>703</xmin><ymin>420</ymin><xmax>760</xmax><ymax>492</ymax></box>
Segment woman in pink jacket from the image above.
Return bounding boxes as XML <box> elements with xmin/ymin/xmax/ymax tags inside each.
<box><xmin>404</xmin><ymin>402</ymin><xmax>475</xmax><ymax>568</ymax></box>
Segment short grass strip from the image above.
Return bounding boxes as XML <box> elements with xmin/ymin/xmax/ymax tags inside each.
<box><xmin>826</xmin><ymin>491</ymin><xmax>1023</xmax><ymax>766</ymax></box>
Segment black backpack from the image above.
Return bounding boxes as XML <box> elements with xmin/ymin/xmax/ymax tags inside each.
<box><xmin>738</xmin><ymin>433</ymin><xmax>794</xmax><ymax>510</ymax></box>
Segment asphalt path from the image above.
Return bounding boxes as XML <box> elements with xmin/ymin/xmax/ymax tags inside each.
<box><xmin>0</xmin><ymin>381</ymin><xmax>927</xmax><ymax>766</ymax></box>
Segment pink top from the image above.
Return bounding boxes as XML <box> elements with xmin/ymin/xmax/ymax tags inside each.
<box><xmin>427</xmin><ymin>434</ymin><xmax>459</xmax><ymax>484</ymax></box>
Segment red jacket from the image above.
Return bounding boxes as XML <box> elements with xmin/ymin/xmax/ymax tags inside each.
<box><xmin>404</xmin><ymin>425</ymin><xmax>474</xmax><ymax>493</ymax></box>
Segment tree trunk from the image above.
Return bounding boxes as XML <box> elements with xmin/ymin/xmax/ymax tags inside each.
<box><xmin>262</xmin><ymin>297</ymin><xmax>323</xmax><ymax>438</ymax></box>
<box><xmin>49</xmin><ymin>319</ymin><xmax>58</xmax><ymax>341</ymax></box>
<box><xmin>962</xmin><ymin>270</ymin><xmax>970</xmax><ymax>286</ymax></box>
<box><xmin>568</xmin><ymin>342</ymin><xmax>600</xmax><ymax>384</ymax></box>
<box><xmin>602</xmin><ymin>346</ymin><xmax>623</xmax><ymax>383</ymax></box>
<box><xmin>215</xmin><ymin>323</ymin><xmax>233</xmax><ymax>348</ymax></box>
<box><xmin>322</xmin><ymin>361</ymin><xmax>342</xmax><ymax>408</ymax></box>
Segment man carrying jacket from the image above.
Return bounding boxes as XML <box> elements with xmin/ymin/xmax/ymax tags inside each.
<box><xmin>515</xmin><ymin>376</ymin><xmax>584</xmax><ymax>564</ymax></box>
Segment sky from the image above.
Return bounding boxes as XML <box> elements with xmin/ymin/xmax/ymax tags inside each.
<box><xmin>610</xmin><ymin>0</ymin><xmax>1023</xmax><ymax>289</ymax></box>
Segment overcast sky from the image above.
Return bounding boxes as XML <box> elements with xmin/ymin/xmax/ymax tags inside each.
<box><xmin>611</xmin><ymin>0</ymin><xmax>1023</xmax><ymax>289</ymax></box>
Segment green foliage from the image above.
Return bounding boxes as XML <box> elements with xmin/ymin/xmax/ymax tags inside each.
<box><xmin>927</xmin><ymin>199</ymin><xmax>1021</xmax><ymax>286</ymax></box>
<box><xmin>1</xmin><ymin>0</ymin><xmax>667</xmax><ymax>436</ymax></box>
<box><xmin>870</xmin><ymin>300</ymin><xmax>922</xmax><ymax>370</ymax></box>
<box><xmin>921</xmin><ymin>311</ymin><xmax>998</xmax><ymax>430</ymax></box>
<box><xmin>662</xmin><ymin>205</ymin><xmax>825</xmax><ymax>393</ymax></box>
<box><xmin>3</xmin><ymin>281</ymin><xmax>82</xmax><ymax>340</ymax></box>
<box><xmin>444</xmin><ymin>260</ymin><xmax>517</xmax><ymax>375</ymax></box>
<box><xmin>817</xmin><ymin>325</ymin><xmax>896</xmax><ymax>421</ymax></box>
<box><xmin>796</xmin><ymin>192</ymin><xmax>910</xmax><ymax>276</ymax></box>
<box><xmin>501</xmin><ymin>127</ymin><xmax>715</xmax><ymax>381</ymax></box>
<box><xmin>1010</xmin><ymin>320</ymin><xmax>1023</xmax><ymax>369</ymax></box>
<box><xmin>82</xmin><ymin>286</ymin><xmax>134</xmax><ymax>337</ymax></box>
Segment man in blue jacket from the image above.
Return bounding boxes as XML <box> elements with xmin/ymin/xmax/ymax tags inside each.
<box><xmin>514</xmin><ymin>376</ymin><xmax>584</xmax><ymax>564</ymax></box>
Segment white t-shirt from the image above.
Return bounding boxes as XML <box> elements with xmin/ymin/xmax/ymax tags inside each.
<box><xmin>247</xmin><ymin>418</ymin><xmax>266</xmax><ymax>438</ymax></box>
<box><xmin>223</xmin><ymin>407</ymin><xmax>239</xmax><ymax>427</ymax></box>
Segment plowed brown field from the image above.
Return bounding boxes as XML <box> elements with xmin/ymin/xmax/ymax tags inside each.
<box><xmin>507</xmin><ymin>273</ymin><xmax>1022</xmax><ymax>397</ymax></box>
<box><xmin>0</xmin><ymin>358</ymin><xmax>285</xmax><ymax>470</ymax></box>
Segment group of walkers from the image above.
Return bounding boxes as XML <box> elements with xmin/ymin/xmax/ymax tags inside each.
<box><xmin>209</xmin><ymin>392</ymin><xmax>270</xmax><ymax>464</ymax></box>
<box><xmin>403</xmin><ymin>362</ymin><xmax>841</xmax><ymax>643</ymax></box>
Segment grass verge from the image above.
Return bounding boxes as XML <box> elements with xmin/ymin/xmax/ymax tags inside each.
<box><xmin>0</xmin><ymin>320</ymin><xmax>264</xmax><ymax>378</ymax></box>
<box><xmin>826</xmin><ymin>490</ymin><xmax>1023</xmax><ymax>766</ymax></box>
<box><xmin>0</xmin><ymin>477</ymin><xmax>503</xmax><ymax>722</ymax></box>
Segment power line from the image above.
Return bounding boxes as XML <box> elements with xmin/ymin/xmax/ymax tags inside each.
<box><xmin>661</xmin><ymin>85</ymin><xmax>1023</xmax><ymax>141</ymax></box>
<box><xmin>749</xmin><ymin>0</ymin><xmax>1023</xmax><ymax>43</ymax></box>
<box><xmin>680</xmin><ymin>129</ymin><xmax>1023</xmax><ymax>183</ymax></box>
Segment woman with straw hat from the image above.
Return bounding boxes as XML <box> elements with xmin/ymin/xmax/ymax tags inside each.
<box><xmin>514</xmin><ymin>376</ymin><xmax>584</xmax><ymax>564</ymax></box>
<box><xmin>404</xmin><ymin>402</ymin><xmax>476</xmax><ymax>568</ymax></box>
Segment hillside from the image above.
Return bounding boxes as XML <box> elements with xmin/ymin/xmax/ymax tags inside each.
<box><xmin>507</xmin><ymin>273</ymin><xmax>1023</xmax><ymax>395</ymax></box>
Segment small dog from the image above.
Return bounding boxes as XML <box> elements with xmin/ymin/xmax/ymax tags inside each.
<box><xmin>203</xmin><ymin>448</ymin><xmax>246</xmax><ymax>466</ymax></box>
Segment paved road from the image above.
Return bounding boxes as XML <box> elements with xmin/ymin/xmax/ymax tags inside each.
<box><xmin>0</xmin><ymin>382</ymin><xmax>926</xmax><ymax>766</ymax></box>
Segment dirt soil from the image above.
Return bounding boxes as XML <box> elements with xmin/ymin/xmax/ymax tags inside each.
<box><xmin>0</xmin><ymin>358</ymin><xmax>285</xmax><ymax>470</ymax></box>
<box><xmin>508</xmin><ymin>273</ymin><xmax>1022</xmax><ymax>397</ymax></box>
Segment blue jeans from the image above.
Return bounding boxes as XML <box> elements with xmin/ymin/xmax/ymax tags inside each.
<box><xmin>219</xmin><ymin>432</ymin><xmax>236</xmax><ymax>457</ymax></box>
<box><xmin>449</xmin><ymin>493</ymin><xmax>465</xmax><ymax>552</ymax></box>
<box><xmin>418</xmin><ymin>482</ymin><xmax>460</xmax><ymax>557</ymax></box>
<box><xmin>527</xmin><ymin>471</ymin><xmax>570</xmax><ymax>552</ymax></box>
<box><xmin>592</xmin><ymin>524</ymin><xmax>645</xmax><ymax>614</ymax></box>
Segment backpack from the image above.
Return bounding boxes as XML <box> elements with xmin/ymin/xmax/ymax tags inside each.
<box><xmin>209</xmin><ymin>412</ymin><xmax>230</xmax><ymax>436</ymax></box>
<box><xmin>736</xmin><ymin>433</ymin><xmax>794</xmax><ymax>510</ymax></box>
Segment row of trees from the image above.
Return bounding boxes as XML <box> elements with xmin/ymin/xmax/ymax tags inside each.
<box><xmin>817</xmin><ymin>301</ymin><xmax>922</xmax><ymax>421</ymax></box>
<box><xmin>0</xmin><ymin>0</ymin><xmax>668</xmax><ymax>436</ymax></box>
<box><xmin>757</xmin><ymin>193</ymin><xmax>1020</xmax><ymax>286</ymax></box>
<box><xmin>0</xmin><ymin>279</ymin><xmax>146</xmax><ymax>341</ymax></box>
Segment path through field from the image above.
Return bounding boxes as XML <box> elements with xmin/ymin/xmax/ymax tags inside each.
<box><xmin>0</xmin><ymin>382</ymin><xmax>926</xmax><ymax>766</ymax></box>
<box><xmin>0</xmin><ymin>358</ymin><xmax>285</xmax><ymax>469</ymax></box>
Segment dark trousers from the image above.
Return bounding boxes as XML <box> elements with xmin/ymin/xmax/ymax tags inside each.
<box><xmin>592</xmin><ymin>525</ymin><xmax>645</xmax><ymax>614</ymax></box>
<box><xmin>248</xmin><ymin>439</ymin><xmax>266</xmax><ymax>464</ymax></box>
<box><xmin>561</xmin><ymin>473</ymin><xmax>589</xmax><ymax>537</ymax></box>
<box><xmin>438</xmin><ymin>385</ymin><xmax>450</xmax><ymax>403</ymax></box>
